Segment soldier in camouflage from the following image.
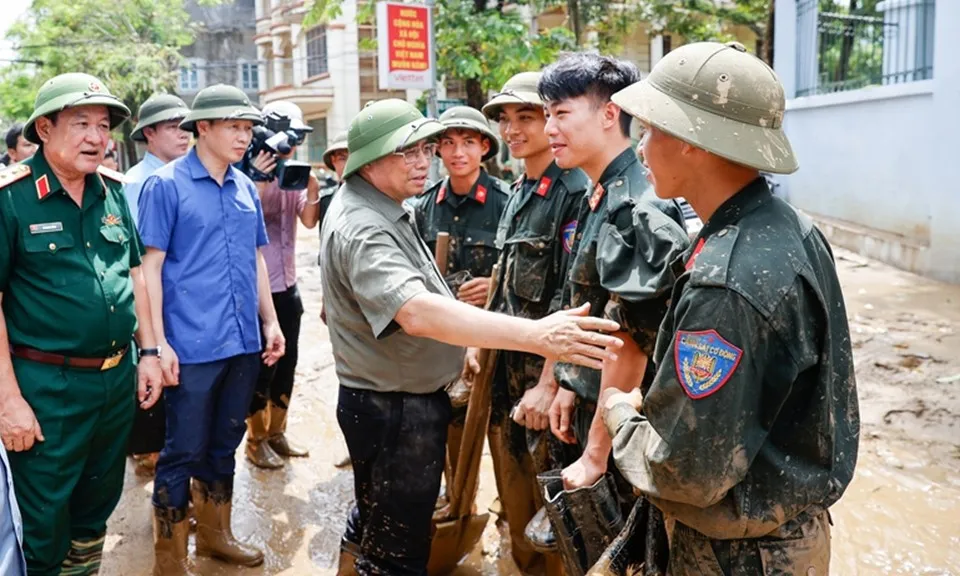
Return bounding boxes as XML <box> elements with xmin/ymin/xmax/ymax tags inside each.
<box><xmin>600</xmin><ymin>41</ymin><xmax>859</xmax><ymax>575</ymax></box>
<box><xmin>472</xmin><ymin>72</ymin><xmax>588</xmax><ymax>575</ymax></box>
<box><xmin>410</xmin><ymin>106</ymin><xmax>509</xmax><ymax>301</ymax></box>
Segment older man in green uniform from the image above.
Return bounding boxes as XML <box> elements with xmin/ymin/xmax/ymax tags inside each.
<box><xmin>600</xmin><ymin>42</ymin><xmax>859</xmax><ymax>574</ymax></box>
<box><xmin>0</xmin><ymin>73</ymin><xmax>163</xmax><ymax>576</ymax></box>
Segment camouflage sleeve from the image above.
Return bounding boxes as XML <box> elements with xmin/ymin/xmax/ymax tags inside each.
<box><xmin>605</xmin><ymin>285</ymin><xmax>799</xmax><ymax>510</ymax></box>
<box><xmin>598</xmin><ymin>202</ymin><xmax>689</xmax><ymax>354</ymax></box>
<box><xmin>549</xmin><ymin>187</ymin><xmax>583</xmax><ymax>314</ymax></box>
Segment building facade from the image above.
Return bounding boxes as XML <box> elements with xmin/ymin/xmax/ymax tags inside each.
<box><xmin>179</xmin><ymin>0</ymin><xmax>260</xmax><ymax>106</ymax></box>
<box><xmin>774</xmin><ymin>0</ymin><xmax>957</xmax><ymax>283</ymax></box>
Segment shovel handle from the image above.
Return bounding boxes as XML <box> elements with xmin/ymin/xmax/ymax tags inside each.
<box><xmin>434</xmin><ymin>232</ymin><xmax>450</xmax><ymax>276</ymax></box>
<box><xmin>448</xmin><ymin>264</ymin><xmax>501</xmax><ymax>518</ymax></box>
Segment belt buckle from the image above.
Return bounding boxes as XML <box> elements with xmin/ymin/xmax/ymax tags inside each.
<box><xmin>100</xmin><ymin>350</ymin><xmax>124</xmax><ymax>371</ymax></box>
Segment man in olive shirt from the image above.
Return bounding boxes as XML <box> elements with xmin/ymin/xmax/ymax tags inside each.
<box><xmin>602</xmin><ymin>42</ymin><xmax>859</xmax><ymax>574</ymax></box>
<box><xmin>0</xmin><ymin>73</ymin><xmax>163</xmax><ymax>576</ymax></box>
<box><xmin>320</xmin><ymin>98</ymin><xmax>624</xmax><ymax>576</ymax></box>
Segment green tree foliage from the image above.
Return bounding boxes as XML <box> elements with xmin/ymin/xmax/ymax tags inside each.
<box><xmin>305</xmin><ymin>0</ymin><xmax>575</xmax><ymax>110</ymax></box>
<box><xmin>557</xmin><ymin>0</ymin><xmax>773</xmax><ymax>62</ymax></box>
<box><xmin>0</xmin><ymin>0</ymin><xmax>212</xmax><ymax>164</ymax></box>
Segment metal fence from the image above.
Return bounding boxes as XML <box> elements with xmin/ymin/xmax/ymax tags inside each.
<box><xmin>796</xmin><ymin>0</ymin><xmax>936</xmax><ymax>97</ymax></box>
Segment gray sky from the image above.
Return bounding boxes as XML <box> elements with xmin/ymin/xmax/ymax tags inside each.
<box><xmin>0</xmin><ymin>0</ymin><xmax>31</xmax><ymax>67</ymax></box>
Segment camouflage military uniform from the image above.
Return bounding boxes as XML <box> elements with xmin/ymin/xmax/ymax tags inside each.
<box><xmin>411</xmin><ymin>169</ymin><xmax>509</xmax><ymax>289</ymax></box>
<box><xmin>601</xmin><ymin>42</ymin><xmax>859</xmax><ymax>575</ymax></box>
<box><xmin>604</xmin><ymin>178</ymin><xmax>857</xmax><ymax>575</ymax></box>
<box><xmin>487</xmin><ymin>161</ymin><xmax>587</xmax><ymax>574</ymax></box>
<box><xmin>555</xmin><ymin>148</ymin><xmax>688</xmax><ymax>442</ymax></box>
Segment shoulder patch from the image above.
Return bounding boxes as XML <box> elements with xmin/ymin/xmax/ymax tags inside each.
<box><xmin>97</xmin><ymin>164</ymin><xmax>128</xmax><ymax>184</ymax></box>
<box><xmin>674</xmin><ymin>330</ymin><xmax>742</xmax><ymax>399</ymax></box>
<box><xmin>0</xmin><ymin>164</ymin><xmax>31</xmax><ymax>189</ymax></box>
<box><xmin>561</xmin><ymin>220</ymin><xmax>577</xmax><ymax>253</ymax></box>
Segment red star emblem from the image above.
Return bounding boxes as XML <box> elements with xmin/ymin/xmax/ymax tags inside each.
<box><xmin>88</xmin><ymin>81</ymin><xmax>102</xmax><ymax>93</ymax></box>
<box><xmin>535</xmin><ymin>176</ymin><xmax>551</xmax><ymax>197</ymax></box>
<box><xmin>475</xmin><ymin>184</ymin><xmax>487</xmax><ymax>204</ymax></box>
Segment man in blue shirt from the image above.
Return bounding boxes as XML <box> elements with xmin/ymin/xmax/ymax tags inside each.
<box><xmin>138</xmin><ymin>85</ymin><xmax>285</xmax><ymax>574</ymax></box>
<box><xmin>124</xmin><ymin>93</ymin><xmax>192</xmax><ymax>475</ymax></box>
<box><xmin>124</xmin><ymin>93</ymin><xmax>191</xmax><ymax>223</ymax></box>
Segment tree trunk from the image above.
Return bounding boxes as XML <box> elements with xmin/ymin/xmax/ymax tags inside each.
<box><xmin>121</xmin><ymin>121</ymin><xmax>138</xmax><ymax>170</ymax></box>
<box><xmin>764</xmin><ymin>0</ymin><xmax>775</xmax><ymax>65</ymax></box>
<box><xmin>567</xmin><ymin>0</ymin><xmax>582</xmax><ymax>45</ymax></box>
<box><xmin>465</xmin><ymin>77</ymin><xmax>485</xmax><ymax>111</ymax></box>
<box><xmin>837</xmin><ymin>0</ymin><xmax>859</xmax><ymax>83</ymax></box>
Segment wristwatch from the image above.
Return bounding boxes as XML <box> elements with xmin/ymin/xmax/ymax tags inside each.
<box><xmin>139</xmin><ymin>346</ymin><xmax>161</xmax><ymax>358</ymax></box>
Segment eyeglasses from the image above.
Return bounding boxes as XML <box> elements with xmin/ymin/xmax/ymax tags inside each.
<box><xmin>394</xmin><ymin>142</ymin><xmax>438</xmax><ymax>165</ymax></box>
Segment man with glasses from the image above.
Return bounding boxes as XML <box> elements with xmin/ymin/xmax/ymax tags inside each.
<box><xmin>0</xmin><ymin>72</ymin><xmax>163</xmax><ymax>575</ymax></box>
<box><xmin>408</xmin><ymin>106</ymin><xmax>509</xmax><ymax>515</ymax></box>
<box><xmin>320</xmin><ymin>99</ymin><xmax>625</xmax><ymax>576</ymax></box>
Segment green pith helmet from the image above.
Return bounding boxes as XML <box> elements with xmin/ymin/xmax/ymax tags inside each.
<box><xmin>611</xmin><ymin>41</ymin><xmax>798</xmax><ymax>174</ymax></box>
<box><xmin>437</xmin><ymin>106</ymin><xmax>499</xmax><ymax>161</ymax></box>
<box><xmin>23</xmin><ymin>73</ymin><xmax>131</xmax><ymax>145</ymax></box>
<box><xmin>342</xmin><ymin>99</ymin><xmax>444</xmax><ymax>179</ymax></box>
<box><xmin>131</xmin><ymin>93</ymin><xmax>190</xmax><ymax>142</ymax></box>
<box><xmin>179</xmin><ymin>84</ymin><xmax>263</xmax><ymax>132</ymax></box>
<box><xmin>323</xmin><ymin>130</ymin><xmax>349</xmax><ymax>172</ymax></box>
<box><xmin>481</xmin><ymin>71</ymin><xmax>544</xmax><ymax>120</ymax></box>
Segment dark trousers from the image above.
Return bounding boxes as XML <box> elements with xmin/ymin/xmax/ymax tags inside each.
<box><xmin>249</xmin><ymin>285</ymin><xmax>303</xmax><ymax>415</ymax></box>
<box><xmin>152</xmin><ymin>353</ymin><xmax>261</xmax><ymax>510</ymax></box>
<box><xmin>338</xmin><ymin>386</ymin><xmax>452</xmax><ymax>576</ymax></box>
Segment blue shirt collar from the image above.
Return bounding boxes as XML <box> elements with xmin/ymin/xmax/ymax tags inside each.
<box><xmin>141</xmin><ymin>151</ymin><xmax>167</xmax><ymax>172</ymax></box>
<box><xmin>185</xmin><ymin>147</ymin><xmax>237</xmax><ymax>184</ymax></box>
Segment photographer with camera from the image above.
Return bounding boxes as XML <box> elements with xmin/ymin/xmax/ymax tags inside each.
<box><xmin>244</xmin><ymin>100</ymin><xmax>321</xmax><ymax>469</ymax></box>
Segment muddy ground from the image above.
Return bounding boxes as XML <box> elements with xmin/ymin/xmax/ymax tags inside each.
<box><xmin>101</xmin><ymin>227</ymin><xmax>960</xmax><ymax>575</ymax></box>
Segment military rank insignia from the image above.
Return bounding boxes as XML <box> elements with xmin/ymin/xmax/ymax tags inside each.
<box><xmin>674</xmin><ymin>330</ymin><xmax>742</xmax><ymax>399</ymax></box>
<box><xmin>561</xmin><ymin>220</ymin><xmax>577</xmax><ymax>254</ymax></box>
<box><xmin>588</xmin><ymin>182</ymin><xmax>605</xmax><ymax>211</ymax></box>
<box><xmin>535</xmin><ymin>176</ymin><xmax>551</xmax><ymax>197</ymax></box>
<box><xmin>475</xmin><ymin>184</ymin><xmax>487</xmax><ymax>204</ymax></box>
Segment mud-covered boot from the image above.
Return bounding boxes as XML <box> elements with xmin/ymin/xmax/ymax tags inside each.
<box><xmin>245</xmin><ymin>409</ymin><xmax>284</xmax><ymax>469</ymax></box>
<box><xmin>152</xmin><ymin>507</ymin><xmax>197</xmax><ymax>576</ymax></box>
<box><xmin>192</xmin><ymin>479</ymin><xmax>264</xmax><ymax>567</ymax></box>
<box><xmin>525</xmin><ymin>506</ymin><xmax>558</xmax><ymax>553</ymax></box>
<box><xmin>267</xmin><ymin>401</ymin><xmax>310</xmax><ymax>457</ymax></box>
<box><xmin>337</xmin><ymin>540</ymin><xmax>361</xmax><ymax>576</ymax></box>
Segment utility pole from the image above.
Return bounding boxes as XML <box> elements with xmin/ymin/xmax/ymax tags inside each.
<box><xmin>425</xmin><ymin>0</ymin><xmax>440</xmax><ymax>183</ymax></box>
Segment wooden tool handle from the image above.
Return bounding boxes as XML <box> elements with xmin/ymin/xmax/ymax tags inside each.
<box><xmin>448</xmin><ymin>263</ymin><xmax>500</xmax><ymax>519</ymax></box>
<box><xmin>434</xmin><ymin>231</ymin><xmax>450</xmax><ymax>276</ymax></box>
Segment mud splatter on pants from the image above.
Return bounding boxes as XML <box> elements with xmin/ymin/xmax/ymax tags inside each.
<box><xmin>337</xmin><ymin>386</ymin><xmax>451</xmax><ymax>576</ymax></box>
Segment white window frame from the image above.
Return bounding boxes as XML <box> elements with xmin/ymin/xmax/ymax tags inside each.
<box><xmin>238</xmin><ymin>60</ymin><xmax>260</xmax><ymax>91</ymax></box>
<box><xmin>179</xmin><ymin>58</ymin><xmax>205</xmax><ymax>92</ymax></box>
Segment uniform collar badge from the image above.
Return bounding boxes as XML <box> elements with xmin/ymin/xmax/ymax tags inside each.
<box><xmin>535</xmin><ymin>176</ymin><xmax>551</xmax><ymax>197</ymax></box>
<box><xmin>475</xmin><ymin>184</ymin><xmax>487</xmax><ymax>204</ymax></box>
<box><xmin>436</xmin><ymin>186</ymin><xmax>446</xmax><ymax>204</ymax></box>
<box><xmin>685</xmin><ymin>238</ymin><xmax>706</xmax><ymax>271</ymax></box>
<box><xmin>36</xmin><ymin>174</ymin><xmax>52</xmax><ymax>200</ymax></box>
<box><xmin>588</xmin><ymin>181</ymin><xmax>605</xmax><ymax>211</ymax></box>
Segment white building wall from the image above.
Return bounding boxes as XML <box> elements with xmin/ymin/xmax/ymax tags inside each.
<box><xmin>774</xmin><ymin>0</ymin><xmax>960</xmax><ymax>283</ymax></box>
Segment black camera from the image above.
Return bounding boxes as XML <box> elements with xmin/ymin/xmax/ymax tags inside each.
<box><xmin>240</xmin><ymin>110</ymin><xmax>313</xmax><ymax>190</ymax></box>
